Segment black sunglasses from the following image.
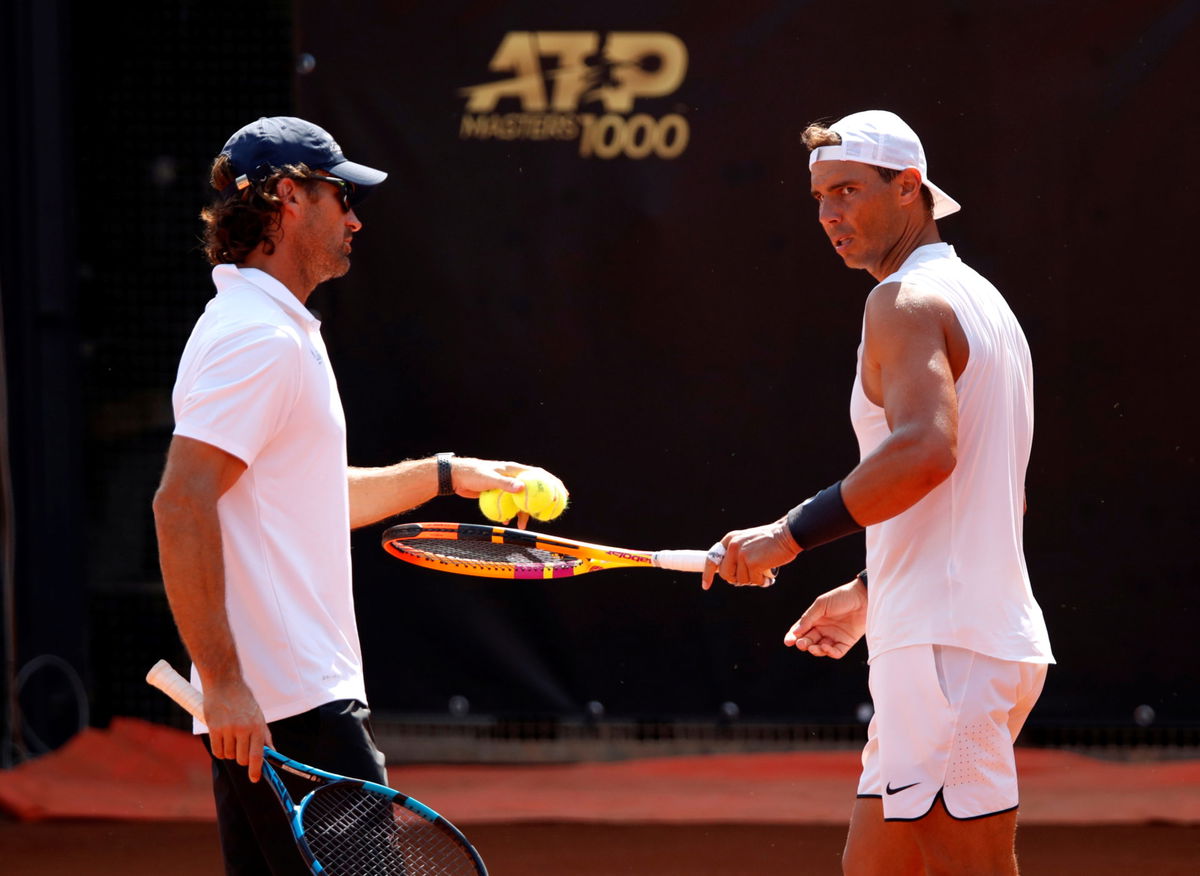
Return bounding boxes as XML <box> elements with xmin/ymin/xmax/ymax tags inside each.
<box><xmin>305</xmin><ymin>174</ymin><xmax>356</xmax><ymax>211</ymax></box>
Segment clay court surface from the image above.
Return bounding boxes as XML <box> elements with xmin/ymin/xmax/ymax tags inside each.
<box><xmin>1</xmin><ymin>719</ymin><xmax>1196</xmax><ymax>874</ymax></box>
<box><xmin>1</xmin><ymin>820</ymin><xmax>1197</xmax><ymax>874</ymax></box>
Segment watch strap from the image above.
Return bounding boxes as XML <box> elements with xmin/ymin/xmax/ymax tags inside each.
<box><xmin>436</xmin><ymin>452</ymin><xmax>455</xmax><ymax>496</ymax></box>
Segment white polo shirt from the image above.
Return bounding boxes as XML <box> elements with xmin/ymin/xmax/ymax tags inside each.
<box><xmin>172</xmin><ymin>264</ymin><xmax>366</xmax><ymax>729</ymax></box>
<box><xmin>851</xmin><ymin>244</ymin><xmax>1054</xmax><ymax>665</ymax></box>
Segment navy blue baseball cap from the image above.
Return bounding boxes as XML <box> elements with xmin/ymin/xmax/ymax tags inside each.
<box><xmin>218</xmin><ymin>116</ymin><xmax>387</xmax><ymax>199</ymax></box>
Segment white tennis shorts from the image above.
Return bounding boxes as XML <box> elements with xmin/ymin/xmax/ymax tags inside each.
<box><xmin>857</xmin><ymin>644</ymin><xmax>1048</xmax><ymax>821</ymax></box>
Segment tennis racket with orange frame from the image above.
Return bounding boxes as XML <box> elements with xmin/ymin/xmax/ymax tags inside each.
<box><xmin>381</xmin><ymin>522</ymin><xmax>722</xmax><ymax>580</ymax></box>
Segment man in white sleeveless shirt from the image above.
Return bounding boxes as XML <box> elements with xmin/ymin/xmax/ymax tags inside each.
<box><xmin>153</xmin><ymin>117</ymin><xmax>560</xmax><ymax>875</ymax></box>
<box><xmin>702</xmin><ymin>111</ymin><xmax>1053</xmax><ymax>874</ymax></box>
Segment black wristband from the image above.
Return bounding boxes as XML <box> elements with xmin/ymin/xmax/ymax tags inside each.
<box><xmin>785</xmin><ymin>481</ymin><xmax>864</xmax><ymax>551</ymax></box>
<box><xmin>856</xmin><ymin>569</ymin><xmax>868</xmax><ymax>589</ymax></box>
<box><xmin>436</xmin><ymin>452</ymin><xmax>455</xmax><ymax>496</ymax></box>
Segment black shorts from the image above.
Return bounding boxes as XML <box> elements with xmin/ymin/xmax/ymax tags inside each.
<box><xmin>203</xmin><ymin>698</ymin><xmax>387</xmax><ymax>876</ymax></box>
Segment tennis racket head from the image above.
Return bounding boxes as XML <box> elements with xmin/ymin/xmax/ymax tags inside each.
<box><xmin>260</xmin><ymin>748</ymin><xmax>487</xmax><ymax>875</ymax></box>
<box><xmin>381</xmin><ymin>522</ymin><xmax>652</xmax><ymax>579</ymax></box>
<box><xmin>294</xmin><ymin>775</ymin><xmax>487</xmax><ymax>875</ymax></box>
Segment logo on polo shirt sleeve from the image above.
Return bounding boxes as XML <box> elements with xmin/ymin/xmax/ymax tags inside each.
<box><xmin>459</xmin><ymin>31</ymin><xmax>690</xmax><ymax>160</ymax></box>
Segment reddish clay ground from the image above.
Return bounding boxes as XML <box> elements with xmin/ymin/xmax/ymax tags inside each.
<box><xmin>2</xmin><ymin>819</ymin><xmax>1197</xmax><ymax>875</ymax></box>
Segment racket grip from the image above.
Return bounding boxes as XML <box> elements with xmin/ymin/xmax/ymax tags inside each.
<box><xmin>652</xmin><ymin>549</ymin><xmax>714</xmax><ymax>573</ymax></box>
<box><xmin>146</xmin><ymin>659</ymin><xmax>205</xmax><ymax>722</ymax></box>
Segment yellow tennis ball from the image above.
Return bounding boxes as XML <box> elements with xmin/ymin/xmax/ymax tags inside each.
<box><xmin>478</xmin><ymin>488</ymin><xmax>518</xmax><ymax>523</ymax></box>
<box><xmin>513</xmin><ymin>470</ymin><xmax>568</xmax><ymax>521</ymax></box>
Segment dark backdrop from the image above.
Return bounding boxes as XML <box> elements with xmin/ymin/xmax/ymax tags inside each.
<box><xmin>295</xmin><ymin>0</ymin><xmax>1199</xmax><ymax>725</ymax></box>
<box><xmin>2</xmin><ymin>1</ymin><xmax>1197</xmax><ymax>751</ymax></box>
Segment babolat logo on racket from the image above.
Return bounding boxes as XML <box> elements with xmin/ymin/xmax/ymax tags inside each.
<box><xmin>458</xmin><ymin>31</ymin><xmax>689</xmax><ymax>160</ymax></box>
<box><xmin>607</xmin><ymin>550</ymin><xmax>652</xmax><ymax>563</ymax></box>
<box><xmin>279</xmin><ymin>762</ymin><xmax>322</xmax><ymax>783</ymax></box>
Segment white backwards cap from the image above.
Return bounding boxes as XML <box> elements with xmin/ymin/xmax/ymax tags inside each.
<box><xmin>808</xmin><ymin>110</ymin><xmax>961</xmax><ymax>220</ymax></box>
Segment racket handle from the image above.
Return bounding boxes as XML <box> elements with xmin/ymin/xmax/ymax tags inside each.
<box><xmin>652</xmin><ymin>549</ymin><xmax>716</xmax><ymax>573</ymax></box>
<box><xmin>146</xmin><ymin>659</ymin><xmax>205</xmax><ymax>722</ymax></box>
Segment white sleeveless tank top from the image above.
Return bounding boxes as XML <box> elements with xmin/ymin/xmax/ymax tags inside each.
<box><xmin>851</xmin><ymin>243</ymin><xmax>1054</xmax><ymax>664</ymax></box>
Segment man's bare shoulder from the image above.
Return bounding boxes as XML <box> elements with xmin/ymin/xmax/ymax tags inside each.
<box><xmin>865</xmin><ymin>280</ymin><xmax>955</xmax><ymax>324</ymax></box>
<box><xmin>863</xmin><ymin>279</ymin><xmax>968</xmax><ymax>378</ymax></box>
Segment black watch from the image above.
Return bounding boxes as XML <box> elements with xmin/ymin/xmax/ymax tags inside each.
<box><xmin>436</xmin><ymin>452</ymin><xmax>456</xmax><ymax>496</ymax></box>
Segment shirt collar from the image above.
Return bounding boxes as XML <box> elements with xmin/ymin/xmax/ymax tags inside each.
<box><xmin>211</xmin><ymin>264</ymin><xmax>320</xmax><ymax>327</ymax></box>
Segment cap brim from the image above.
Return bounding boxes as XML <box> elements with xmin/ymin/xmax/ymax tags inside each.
<box><xmin>328</xmin><ymin>159</ymin><xmax>388</xmax><ymax>189</ymax></box>
<box><xmin>926</xmin><ymin>179</ymin><xmax>961</xmax><ymax>220</ymax></box>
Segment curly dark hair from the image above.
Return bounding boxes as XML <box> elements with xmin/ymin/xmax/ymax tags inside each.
<box><xmin>199</xmin><ymin>155</ymin><xmax>324</xmax><ymax>265</ymax></box>
<box><xmin>801</xmin><ymin>121</ymin><xmax>935</xmax><ymax>215</ymax></box>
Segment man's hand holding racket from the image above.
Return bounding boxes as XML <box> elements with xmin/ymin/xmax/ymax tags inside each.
<box><xmin>784</xmin><ymin>576</ymin><xmax>868</xmax><ymax>659</ymax></box>
<box><xmin>148</xmin><ymin>661</ymin><xmax>488</xmax><ymax>874</ymax></box>
<box><xmin>702</xmin><ymin>518</ymin><xmax>800</xmax><ymax>590</ymax></box>
<box><xmin>199</xmin><ymin>675</ymin><xmax>273</xmax><ymax>783</ymax></box>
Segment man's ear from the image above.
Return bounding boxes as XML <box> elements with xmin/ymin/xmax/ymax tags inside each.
<box><xmin>275</xmin><ymin>177</ymin><xmax>303</xmax><ymax>208</ymax></box>
<box><xmin>896</xmin><ymin>168</ymin><xmax>924</xmax><ymax>207</ymax></box>
<box><xmin>273</xmin><ymin>177</ymin><xmax>310</xmax><ymax>227</ymax></box>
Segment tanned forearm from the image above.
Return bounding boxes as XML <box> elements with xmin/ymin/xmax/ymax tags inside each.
<box><xmin>347</xmin><ymin>459</ymin><xmax>439</xmax><ymax>529</ymax></box>
<box><xmin>347</xmin><ymin>456</ymin><xmax>532</xmax><ymax>529</ymax></box>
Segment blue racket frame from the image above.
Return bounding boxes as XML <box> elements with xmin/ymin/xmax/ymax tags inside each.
<box><xmin>260</xmin><ymin>747</ymin><xmax>488</xmax><ymax>875</ymax></box>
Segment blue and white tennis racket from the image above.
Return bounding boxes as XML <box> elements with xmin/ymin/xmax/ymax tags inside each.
<box><xmin>146</xmin><ymin>660</ymin><xmax>487</xmax><ymax>875</ymax></box>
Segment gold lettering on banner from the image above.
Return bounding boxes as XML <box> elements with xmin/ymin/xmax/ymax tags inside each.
<box><xmin>460</xmin><ymin>113</ymin><xmax>580</xmax><ymax>141</ymax></box>
<box><xmin>458</xmin><ymin>31</ymin><xmax>690</xmax><ymax>160</ymax></box>
<box><xmin>462</xmin><ymin>32</ymin><xmax>552</xmax><ymax>112</ymax></box>
<box><xmin>593</xmin><ymin>33</ymin><xmax>687</xmax><ymax>113</ymax></box>
<box><xmin>577</xmin><ymin>113</ymin><xmax>690</xmax><ymax>160</ymax></box>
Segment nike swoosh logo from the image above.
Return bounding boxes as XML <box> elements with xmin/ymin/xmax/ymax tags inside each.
<box><xmin>885</xmin><ymin>782</ymin><xmax>920</xmax><ymax>795</ymax></box>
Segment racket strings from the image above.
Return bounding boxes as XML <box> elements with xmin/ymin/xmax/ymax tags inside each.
<box><xmin>396</xmin><ymin>537</ymin><xmax>582</xmax><ymax>571</ymax></box>
<box><xmin>302</xmin><ymin>784</ymin><xmax>482</xmax><ymax>875</ymax></box>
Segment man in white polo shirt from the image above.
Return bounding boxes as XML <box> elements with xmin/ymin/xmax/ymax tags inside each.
<box><xmin>153</xmin><ymin>116</ymin><xmax>555</xmax><ymax>875</ymax></box>
<box><xmin>701</xmin><ymin>111</ymin><xmax>1053</xmax><ymax>874</ymax></box>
